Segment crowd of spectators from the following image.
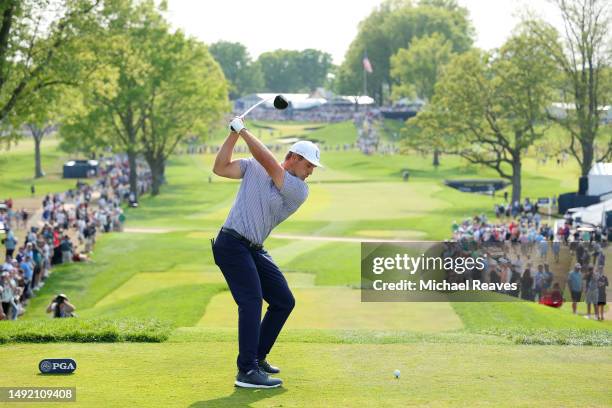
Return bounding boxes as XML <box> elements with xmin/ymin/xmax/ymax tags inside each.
<box><xmin>1</xmin><ymin>212</ymin><xmax>83</xmax><ymax>320</ymax></box>
<box><xmin>355</xmin><ymin>111</ymin><xmax>383</xmax><ymax>155</ymax></box>
<box><xmin>0</xmin><ymin>154</ymin><xmax>148</xmax><ymax>320</ymax></box>
<box><xmin>445</xmin><ymin>209</ymin><xmax>609</xmax><ymax>319</ymax></box>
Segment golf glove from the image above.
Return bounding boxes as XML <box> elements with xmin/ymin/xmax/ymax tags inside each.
<box><xmin>230</xmin><ymin>117</ymin><xmax>245</xmax><ymax>133</ymax></box>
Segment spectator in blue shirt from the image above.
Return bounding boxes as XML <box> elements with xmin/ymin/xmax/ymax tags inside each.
<box><xmin>3</xmin><ymin>229</ymin><xmax>17</xmax><ymax>259</ymax></box>
<box><xmin>567</xmin><ymin>263</ymin><xmax>583</xmax><ymax>314</ymax></box>
<box><xmin>533</xmin><ymin>264</ymin><xmax>545</xmax><ymax>301</ymax></box>
<box><xmin>19</xmin><ymin>256</ymin><xmax>33</xmax><ymax>299</ymax></box>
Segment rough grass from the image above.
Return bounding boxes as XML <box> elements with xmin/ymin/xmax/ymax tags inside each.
<box><xmin>0</xmin><ymin>318</ymin><xmax>171</xmax><ymax>343</ymax></box>
<box><xmin>478</xmin><ymin>328</ymin><xmax>612</xmax><ymax>346</ymax></box>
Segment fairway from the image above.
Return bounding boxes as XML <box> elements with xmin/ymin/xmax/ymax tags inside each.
<box><xmin>198</xmin><ymin>288</ymin><xmax>463</xmax><ymax>332</ymax></box>
<box><xmin>1</xmin><ymin>120</ymin><xmax>611</xmax><ymax>407</ymax></box>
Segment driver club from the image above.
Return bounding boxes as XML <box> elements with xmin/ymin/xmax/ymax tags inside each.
<box><xmin>238</xmin><ymin>94</ymin><xmax>289</xmax><ymax>119</ymax></box>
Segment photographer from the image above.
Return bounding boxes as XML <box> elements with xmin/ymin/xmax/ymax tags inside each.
<box><xmin>46</xmin><ymin>294</ymin><xmax>76</xmax><ymax>318</ymax></box>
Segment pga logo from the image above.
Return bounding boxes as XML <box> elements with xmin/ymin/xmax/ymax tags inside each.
<box><xmin>39</xmin><ymin>358</ymin><xmax>77</xmax><ymax>374</ymax></box>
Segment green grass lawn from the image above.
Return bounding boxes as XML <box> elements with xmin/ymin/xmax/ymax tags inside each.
<box><xmin>0</xmin><ymin>121</ymin><xmax>610</xmax><ymax>407</ymax></box>
<box><xmin>0</xmin><ymin>341</ymin><xmax>610</xmax><ymax>407</ymax></box>
<box><xmin>0</xmin><ymin>137</ymin><xmax>79</xmax><ymax>199</ymax></box>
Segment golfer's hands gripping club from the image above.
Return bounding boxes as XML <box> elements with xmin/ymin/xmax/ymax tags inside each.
<box><xmin>230</xmin><ymin>117</ymin><xmax>245</xmax><ymax>133</ymax></box>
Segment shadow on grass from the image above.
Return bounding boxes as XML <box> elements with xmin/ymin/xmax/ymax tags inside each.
<box><xmin>189</xmin><ymin>387</ymin><xmax>287</xmax><ymax>407</ymax></box>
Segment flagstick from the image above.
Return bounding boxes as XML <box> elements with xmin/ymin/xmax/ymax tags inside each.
<box><xmin>363</xmin><ymin>60</ymin><xmax>367</xmax><ymax>97</ymax></box>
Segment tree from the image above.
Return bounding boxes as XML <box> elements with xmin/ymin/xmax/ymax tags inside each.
<box><xmin>0</xmin><ymin>0</ymin><xmax>100</xmax><ymax>138</ymax></box>
<box><xmin>391</xmin><ymin>33</ymin><xmax>454</xmax><ymax>165</ymax></box>
<box><xmin>297</xmin><ymin>49</ymin><xmax>333</xmax><ymax>92</ymax></box>
<box><xmin>209</xmin><ymin>41</ymin><xmax>263</xmax><ymax>99</ymax></box>
<box><xmin>337</xmin><ymin>0</ymin><xmax>473</xmax><ymax>104</ymax></box>
<box><xmin>525</xmin><ymin>0</ymin><xmax>612</xmax><ymax>176</ymax></box>
<box><xmin>61</xmin><ymin>0</ymin><xmax>229</xmax><ymax>197</ymax></box>
<box><xmin>257</xmin><ymin>48</ymin><xmax>333</xmax><ymax>93</ymax></box>
<box><xmin>60</xmin><ymin>0</ymin><xmax>161</xmax><ymax>197</ymax></box>
<box><xmin>390</xmin><ymin>33</ymin><xmax>453</xmax><ymax>102</ymax></box>
<box><xmin>140</xmin><ymin>33</ymin><xmax>229</xmax><ymax>195</ymax></box>
<box><xmin>257</xmin><ymin>49</ymin><xmax>302</xmax><ymax>92</ymax></box>
<box><xmin>413</xmin><ymin>33</ymin><xmax>556</xmax><ymax>203</ymax></box>
<box><xmin>16</xmin><ymin>86</ymin><xmax>64</xmax><ymax>178</ymax></box>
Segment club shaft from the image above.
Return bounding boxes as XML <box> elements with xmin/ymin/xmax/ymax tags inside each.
<box><xmin>239</xmin><ymin>96</ymin><xmax>274</xmax><ymax>119</ymax></box>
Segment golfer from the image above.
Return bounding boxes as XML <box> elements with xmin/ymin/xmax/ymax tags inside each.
<box><xmin>211</xmin><ymin>116</ymin><xmax>322</xmax><ymax>388</ymax></box>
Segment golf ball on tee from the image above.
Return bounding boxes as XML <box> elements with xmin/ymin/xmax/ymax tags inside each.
<box><xmin>394</xmin><ymin>369</ymin><xmax>400</xmax><ymax>378</ymax></box>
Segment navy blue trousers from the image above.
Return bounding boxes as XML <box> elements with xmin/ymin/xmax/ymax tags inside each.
<box><xmin>212</xmin><ymin>230</ymin><xmax>295</xmax><ymax>372</ymax></box>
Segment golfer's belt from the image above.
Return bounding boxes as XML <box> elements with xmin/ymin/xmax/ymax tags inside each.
<box><xmin>220</xmin><ymin>227</ymin><xmax>263</xmax><ymax>251</ymax></box>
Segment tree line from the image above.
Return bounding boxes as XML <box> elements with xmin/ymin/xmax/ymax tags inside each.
<box><xmin>209</xmin><ymin>43</ymin><xmax>333</xmax><ymax>99</ymax></box>
<box><xmin>334</xmin><ymin>0</ymin><xmax>610</xmax><ymax>203</ymax></box>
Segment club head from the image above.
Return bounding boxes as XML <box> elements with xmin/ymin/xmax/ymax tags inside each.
<box><xmin>274</xmin><ymin>95</ymin><xmax>289</xmax><ymax>110</ymax></box>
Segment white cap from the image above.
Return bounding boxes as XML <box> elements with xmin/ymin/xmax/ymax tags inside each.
<box><xmin>288</xmin><ymin>141</ymin><xmax>323</xmax><ymax>167</ymax></box>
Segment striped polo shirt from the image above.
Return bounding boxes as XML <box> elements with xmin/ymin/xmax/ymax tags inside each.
<box><xmin>223</xmin><ymin>158</ymin><xmax>309</xmax><ymax>245</ymax></box>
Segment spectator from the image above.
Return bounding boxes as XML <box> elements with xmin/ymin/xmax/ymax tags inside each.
<box><xmin>584</xmin><ymin>266</ymin><xmax>599</xmax><ymax>319</ymax></box>
<box><xmin>60</xmin><ymin>235</ymin><xmax>73</xmax><ymax>264</ymax></box>
<box><xmin>596</xmin><ymin>269</ymin><xmax>608</xmax><ymax>321</ymax></box>
<box><xmin>538</xmin><ymin>236</ymin><xmax>548</xmax><ymax>259</ymax></box>
<box><xmin>1</xmin><ymin>271</ymin><xmax>16</xmax><ymax>319</ymax></box>
<box><xmin>3</xmin><ymin>229</ymin><xmax>17</xmax><ymax>259</ymax></box>
<box><xmin>19</xmin><ymin>256</ymin><xmax>34</xmax><ymax>299</ymax></box>
<box><xmin>0</xmin><ymin>289</ymin><xmax>5</xmax><ymax>320</ymax></box>
<box><xmin>534</xmin><ymin>264</ymin><xmax>545</xmax><ymax>301</ymax></box>
<box><xmin>46</xmin><ymin>294</ymin><xmax>76</xmax><ymax>318</ymax></box>
<box><xmin>552</xmin><ymin>238</ymin><xmax>561</xmax><ymax>263</ymax></box>
<box><xmin>520</xmin><ymin>268</ymin><xmax>534</xmax><ymax>300</ymax></box>
<box><xmin>567</xmin><ymin>263</ymin><xmax>583</xmax><ymax>314</ymax></box>
<box><xmin>542</xmin><ymin>264</ymin><xmax>554</xmax><ymax>293</ymax></box>
<box><xmin>20</xmin><ymin>209</ymin><xmax>28</xmax><ymax>229</ymax></box>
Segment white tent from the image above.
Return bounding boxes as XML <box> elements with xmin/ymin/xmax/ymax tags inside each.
<box><xmin>569</xmin><ymin>198</ymin><xmax>612</xmax><ymax>227</ymax></box>
<box><xmin>587</xmin><ymin>162</ymin><xmax>612</xmax><ymax>197</ymax></box>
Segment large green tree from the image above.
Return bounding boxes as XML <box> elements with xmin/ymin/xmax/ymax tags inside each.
<box><xmin>525</xmin><ymin>0</ymin><xmax>611</xmax><ymax>176</ymax></box>
<box><xmin>257</xmin><ymin>49</ymin><xmax>301</xmax><ymax>92</ymax></box>
<box><xmin>336</xmin><ymin>0</ymin><xmax>473</xmax><ymax>104</ymax></box>
<box><xmin>390</xmin><ymin>33</ymin><xmax>453</xmax><ymax>102</ymax></box>
<box><xmin>140</xmin><ymin>33</ymin><xmax>229</xmax><ymax>195</ymax></box>
<box><xmin>297</xmin><ymin>49</ymin><xmax>333</xmax><ymax>92</ymax></box>
<box><xmin>412</xmin><ymin>33</ymin><xmax>556</xmax><ymax>202</ymax></box>
<box><xmin>0</xmin><ymin>0</ymin><xmax>100</xmax><ymax>138</ymax></box>
<box><xmin>61</xmin><ymin>0</ymin><xmax>161</xmax><ymax>197</ymax></box>
<box><xmin>391</xmin><ymin>32</ymin><xmax>454</xmax><ymax>166</ymax></box>
<box><xmin>209</xmin><ymin>41</ymin><xmax>263</xmax><ymax>99</ymax></box>
<box><xmin>61</xmin><ymin>0</ymin><xmax>229</xmax><ymax>197</ymax></box>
